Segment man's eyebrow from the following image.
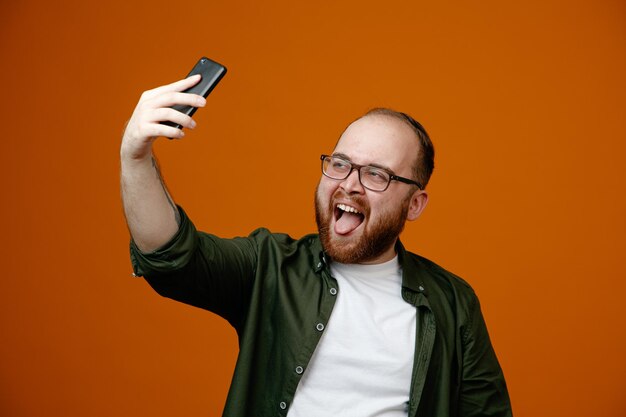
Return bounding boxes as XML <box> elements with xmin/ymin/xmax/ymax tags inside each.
<box><xmin>331</xmin><ymin>152</ymin><xmax>395</xmax><ymax>173</ymax></box>
<box><xmin>331</xmin><ymin>152</ymin><xmax>351</xmax><ymax>160</ymax></box>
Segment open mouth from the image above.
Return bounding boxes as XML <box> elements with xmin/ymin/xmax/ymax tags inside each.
<box><xmin>334</xmin><ymin>203</ymin><xmax>365</xmax><ymax>235</ymax></box>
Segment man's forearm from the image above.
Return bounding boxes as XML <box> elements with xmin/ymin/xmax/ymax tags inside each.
<box><xmin>121</xmin><ymin>154</ymin><xmax>180</xmax><ymax>253</ymax></box>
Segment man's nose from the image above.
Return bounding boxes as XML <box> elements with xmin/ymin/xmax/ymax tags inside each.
<box><xmin>340</xmin><ymin>168</ymin><xmax>365</xmax><ymax>194</ymax></box>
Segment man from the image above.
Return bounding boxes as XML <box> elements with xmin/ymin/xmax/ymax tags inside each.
<box><xmin>121</xmin><ymin>74</ymin><xmax>513</xmax><ymax>417</ymax></box>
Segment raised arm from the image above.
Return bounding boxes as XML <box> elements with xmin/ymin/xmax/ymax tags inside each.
<box><xmin>120</xmin><ymin>74</ymin><xmax>206</xmax><ymax>252</ymax></box>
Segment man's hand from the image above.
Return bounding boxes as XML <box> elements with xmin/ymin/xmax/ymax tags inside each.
<box><xmin>121</xmin><ymin>74</ymin><xmax>206</xmax><ymax>162</ymax></box>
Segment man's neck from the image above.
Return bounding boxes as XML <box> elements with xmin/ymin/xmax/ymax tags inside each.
<box><xmin>354</xmin><ymin>240</ymin><xmax>398</xmax><ymax>265</ymax></box>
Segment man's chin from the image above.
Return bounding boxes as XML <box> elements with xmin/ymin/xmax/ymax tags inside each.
<box><xmin>323</xmin><ymin>230</ymin><xmax>372</xmax><ymax>264</ymax></box>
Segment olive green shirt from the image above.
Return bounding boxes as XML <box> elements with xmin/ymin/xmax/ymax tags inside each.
<box><xmin>130</xmin><ymin>207</ymin><xmax>512</xmax><ymax>417</ymax></box>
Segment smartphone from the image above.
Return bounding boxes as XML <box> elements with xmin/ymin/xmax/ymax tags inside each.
<box><xmin>161</xmin><ymin>56</ymin><xmax>227</xmax><ymax>129</ymax></box>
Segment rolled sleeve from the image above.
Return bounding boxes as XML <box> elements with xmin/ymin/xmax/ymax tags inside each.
<box><xmin>129</xmin><ymin>206</ymin><xmax>198</xmax><ymax>278</ymax></box>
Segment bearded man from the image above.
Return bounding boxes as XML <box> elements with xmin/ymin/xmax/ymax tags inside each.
<box><xmin>122</xmin><ymin>75</ymin><xmax>513</xmax><ymax>417</ymax></box>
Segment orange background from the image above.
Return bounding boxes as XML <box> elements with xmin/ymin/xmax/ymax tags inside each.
<box><xmin>1</xmin><ymin>0</ymin><xmax>625</xmax><ymax>416</ymax></box>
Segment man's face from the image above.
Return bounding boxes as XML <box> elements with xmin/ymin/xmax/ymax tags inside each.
<box><xmin>315</xmin><ymin>115</ymin><xmax>423</xmax><ymax>264</ymax></box>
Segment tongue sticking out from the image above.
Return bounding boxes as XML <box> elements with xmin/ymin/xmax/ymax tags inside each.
<box><xmin>335</xmin><ymin>211</ymin><xmax>363</xmax><ymax>235</ymax></box>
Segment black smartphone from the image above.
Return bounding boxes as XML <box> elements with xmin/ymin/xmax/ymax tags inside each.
<box><xmin>161</xmin><ymin>56</ymin><xmax>227</xmax><ymax>129</ymax></box>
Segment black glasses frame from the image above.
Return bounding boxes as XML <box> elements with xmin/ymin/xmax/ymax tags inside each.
<box><xmin>320</xmin><ymin>154</ymin><xmax>423</xmax><ymax>191</ymax></box>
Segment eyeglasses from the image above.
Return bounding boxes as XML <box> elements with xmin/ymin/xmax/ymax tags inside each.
<box><xmin>320</xmin><ymin>154</ymin><xmax>422</xmax><ymax>192</ymax></box>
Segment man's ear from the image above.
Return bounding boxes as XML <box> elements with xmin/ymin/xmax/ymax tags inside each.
<box><xmin>406</xmin><ymin>189</ymin><xmax>429</xmax><ymax>221</ymax></box>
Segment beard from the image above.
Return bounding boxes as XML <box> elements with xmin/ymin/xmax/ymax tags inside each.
<box><xmin>315</xmin><ymin>186</ymin><xmax>409</xmax><ymax>264</ymax></box>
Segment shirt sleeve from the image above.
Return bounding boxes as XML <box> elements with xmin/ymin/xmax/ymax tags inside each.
<box><xmin>459</xmin><ymin>295</ymin><xmax>513</xmax><ymax>417</ymax></box>
<box><xmin>129</xmin><ymin>206</ymin><xmax>258</xmax><ymax>330</ymax></box>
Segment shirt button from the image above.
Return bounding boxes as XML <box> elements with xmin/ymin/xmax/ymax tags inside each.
<box><xmin>329</xmin><ymin>287</ymin><xmax>337</xmax><ymax>296</ymax></box>
<box><xmin>279</xmin><ymin>401</ymin><xmax>287</xmax><ymax>410</ymax></box>
<box><xmin>316</xmin><ymin>323</ymin><xmax>325</xmax><ymax>331</ymax></box>
<box><xmin>418</xmin><ymin>285</ymin><xmax>425</xmax><ymax>291</ymax></box>
<box><xmin>295</xmin><ymin>366</ymin><xmax>304</xmax><ymax>374</ymax></box>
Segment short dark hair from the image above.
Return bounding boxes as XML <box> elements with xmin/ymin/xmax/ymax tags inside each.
<box><xmin>364</xmin><ymin>108</ymin><xmax>435</xmax><ymax>189</ymax></box>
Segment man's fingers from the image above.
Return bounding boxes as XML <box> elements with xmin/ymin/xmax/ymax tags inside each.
<box><xmin>134</xmin><ymin>121</ymin><xmax>186</xmax><ymax>141</ymax></box>
<box><xmin>149</xmin><ymin>74</ymin><xmax>202</xmax><ymax>95</ymax></box>
<box><xmin>151</xmin><ymin>108</ymin><xmax>197</xmax><ymax>130</ymax></box>
<box><xmin>145</xmin><ymin>91</ymin><xmax>206</xmax><ymax>110</ymax></box>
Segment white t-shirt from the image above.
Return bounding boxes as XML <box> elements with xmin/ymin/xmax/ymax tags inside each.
<box><xmin>288</xmin><ymin>256</ymin><xmax>417</xmax><ymax>417</ymax></box>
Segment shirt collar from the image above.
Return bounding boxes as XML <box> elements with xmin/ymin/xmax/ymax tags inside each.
<box><xmin>312</xmin><ymin>236</ymin><xmax>428</xmax><ymax>297</ymax></box>
<box><xmin>396</xmin><ymin>240</ymin><xmax>428</xmax><ymax>296</ymax></box>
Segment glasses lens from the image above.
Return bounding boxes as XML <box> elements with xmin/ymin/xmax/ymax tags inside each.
<box><xmin>360</xmin><ymin>166</ymin><xmax>390</xmax><ymax>191</ymax></box>
<box><xmin>323</xmin><ymin>156</ymin><xmax>351</xmax><ymax>179</ymax></box>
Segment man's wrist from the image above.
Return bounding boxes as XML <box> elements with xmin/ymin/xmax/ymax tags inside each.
<box><xmin>120</xmin><ymin>148</ymin><xmax>154</xmax><ymax>169</ymax></box>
